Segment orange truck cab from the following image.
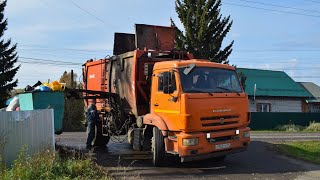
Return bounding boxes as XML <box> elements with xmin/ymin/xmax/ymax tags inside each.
<box><xmin>82</xmin><ymin>24</ymin><xmax>250</xmax><ymax>166</ymax></box>
<box><xmin>146</xmin><ymin>60</ymin><xmax>250</xmax><ymax>164</ymax></box>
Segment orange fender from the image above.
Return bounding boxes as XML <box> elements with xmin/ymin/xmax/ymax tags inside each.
<box><xmin>143</xmin><ymin>113</ymin><xmax>169</xmax><ymax>136</ymax></box>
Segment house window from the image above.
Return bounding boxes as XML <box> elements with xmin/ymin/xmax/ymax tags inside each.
<box><xmin>310</xmin><ymin>104</ymin><xmax>320</xmax><ymax>112</ymax></box>
<box><xmin>257</xmin><ymin>103</ymin><xmax>271</xmax><ymax>112</ymax></box>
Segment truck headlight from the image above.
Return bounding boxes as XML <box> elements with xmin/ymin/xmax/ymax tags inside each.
<box><xmin>243</xmin><ymin>131</ymin><xmax>250</xmax><ymax>138</ymax></box>
<box><xmin>182</xmin><ymin>138</ymin><xmax>199</xmax><ymax>146</ymax></box>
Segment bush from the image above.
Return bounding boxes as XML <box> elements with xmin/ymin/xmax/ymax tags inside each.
<box><xmin>0</xmin><ymin>149</ymin><xmax>111</xmax><ymax>180</ymax></box>
<box><xmin>305</xmin><ymin>121</ymin><xmax>320</xmax><ymax>132</ymax></box>
<box><xmin>274</xmin><ymin>124</ymin><xmax>304</xmax><ymax>132</ymax></box>
<box><xmin>0</xmin><ymin>156</ymin><xmax>5</xmax><ymax>174</ymax></box>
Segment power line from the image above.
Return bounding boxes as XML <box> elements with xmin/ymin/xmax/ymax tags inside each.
<box><xmin>18</xmin><ymin>48</ymin><xmax>110</xmax><ymax>54</ymax></box>
<box><xmin>233</xmin><ymin>49</ymin><xmax>320</xmax><ymax>52</ymax></box>
<box><xmin>18</xmin><ymin>61</ymin><xmax>82</xmax><ymax>68</ymax></box>
<box><xmin>232</xmin><ymin>61</ymin><xmax>320</xmax><ymax>64</ymax></box>
<box><xmin>18</xmin><ymin>43</ymin><xmax>113</xmax><ymax>52</ymax></box>
<box><xmin>231</xmin><ymin>57</ymin><xmax>320</xmax><ymax>60</ymax></box>
<box><xmin>69</xmin><ymin>0</ymin><xmax>105</xmax><ymax>24</ymax></box>
<box><xmin>231</xmin><ymin>60</ymin><xmax>320</xmax><ymax>64</ymax></box>
<box><xmin>236</xmin><ymin>0</ymin><xmax>320</xmax><ymax>14</ymax></box>
<box><xmin>224</xmin><ymin>2</ymin><xmax>320</xmax><ymax>18</ymax></box>
<box><xmin>17</xmin><ymin>50</ymin><xmax>104</xmax><ymax>60</ymax></box>
<box><xmin>18</xmin><ymin>46</ymin><xmax>111</xmax><ymax>53</ymax></box>
<box><xmin>19</xmin><ymin>57</ymin><xmax>83</xmax><ymax>65</ymax></box>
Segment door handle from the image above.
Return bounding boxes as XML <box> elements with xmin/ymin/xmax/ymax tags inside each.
<box><xmin>154</xmin><ymin>103</ymin><xmax>159</xmax><ymax>106</ymax></box>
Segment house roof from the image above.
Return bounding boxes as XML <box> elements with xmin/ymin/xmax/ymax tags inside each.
<box><xmin>299</xmin><ymin>82</ymin><xmax>320</xmax><ymax>99</ymax></box>
<box><xmin>236</xmin><ymin>68</ymin><xmax>312</xmax><ymax>97</ymax></box>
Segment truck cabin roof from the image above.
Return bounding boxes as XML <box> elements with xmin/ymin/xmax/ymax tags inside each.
<box><xmin>153</xmin><ymin>59</ymin><xmax>235</xmax><ymax>71</ymax></box>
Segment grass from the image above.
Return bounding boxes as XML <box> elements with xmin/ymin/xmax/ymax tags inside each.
<box><xmin>275</xmin><ymin>141</ymin><xmax>320</xmax><ymax>164</ymax></box>
<box><xmin>274</xmin><ymin>124</ymin><xmax>304</xmax><ymax>132</ymax></box>
<box><xmin>0</xmin><ymin>149</ymin><xmax>112</xmax><ymax>180</ymax></box>
<box><xmin>304</xmin><ymin>121</ymin><xmax>320</xmax><ymax>132</ymax></box>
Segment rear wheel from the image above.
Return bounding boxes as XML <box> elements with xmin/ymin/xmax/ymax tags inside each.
<box><xmin>152</xmin><ymin>127</ymin><xmax>166</xmax><ymax>166</ymax></box>
<box><xmin>93</xmin><ymin>122</ymin><xmax>110</xmax><ymax>147</ymax></box>
<box><xmin>93</xmin><ymin>132</ymin><xmax>110</xmax><ymax>146</ymax></box>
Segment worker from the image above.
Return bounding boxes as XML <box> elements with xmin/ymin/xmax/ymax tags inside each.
<box><xmin>85</xmin><ymin>98</ymin><xmax>99</xmax><ymax>149</ymax></box>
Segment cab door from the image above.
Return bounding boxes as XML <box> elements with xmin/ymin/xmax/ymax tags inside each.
<box><xmin>151</xmin><ymin>70</ymin><xmax>181</xmax><ymax>130</ymax></box>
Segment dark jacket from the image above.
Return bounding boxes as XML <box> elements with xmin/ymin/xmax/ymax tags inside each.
<box><xmin>86</xmin><ymin>104</ymin><xmax>99</xmax><ymax>124</ymax></box>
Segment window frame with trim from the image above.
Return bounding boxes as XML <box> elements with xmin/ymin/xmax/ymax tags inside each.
<box><xmin>257</xmin><ymin>103</ymin><xmax>271</xmax><ymax>112</ymax></box>
<box><xmin>157</xmin><ymin>71</ymin><xmax>177</xmax><ymax>92</ymax></box>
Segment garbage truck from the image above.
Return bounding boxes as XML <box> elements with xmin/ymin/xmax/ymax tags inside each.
<box><xmin>82</xmin><ymin>24</ymin><xmax>250</xmax><ymax>166</ymax></box>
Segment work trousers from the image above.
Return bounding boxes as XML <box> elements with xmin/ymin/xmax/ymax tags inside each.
<box><xmin>86</xmin><ymin>123</ymin><xmax>96</xmax><ymax>146</ymax></box>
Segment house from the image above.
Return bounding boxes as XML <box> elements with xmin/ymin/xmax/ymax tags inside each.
<box><xmin>299</xmin><ymin>82</ymin><xmax>320</xmax><ymax>112</ymax></box>
<box><xmin>236</xmin><ymin>68</ymin><xmax>312</xmax><ymax>112</ymax></box>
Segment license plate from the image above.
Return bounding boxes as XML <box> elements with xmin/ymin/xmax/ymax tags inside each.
<box><xmin>215</xmin><ymin>143</ymin><xmax>231</xmax><ymax>150</ymax></box>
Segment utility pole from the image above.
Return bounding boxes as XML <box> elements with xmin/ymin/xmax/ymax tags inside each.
<box><xmin>71</xmin><ymin>70</ymin><xmax>74</xmax><ymax>88</ymax></box>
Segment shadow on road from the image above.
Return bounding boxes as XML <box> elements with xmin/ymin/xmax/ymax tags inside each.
<box><xmin>78</xmin><ymin>140</ymin><xmax>319</xmax><ymax>178</ymax></box>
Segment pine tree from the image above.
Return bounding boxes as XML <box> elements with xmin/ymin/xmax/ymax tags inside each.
<box><xmin>171</xmin><ymin>0</ymin><xmax>234</xmax><ymax>64</ymax></box>
<box><xmin>0</xmin><ymin>0</ymin><xmax>20</xmax><ymax>108</ymax></box>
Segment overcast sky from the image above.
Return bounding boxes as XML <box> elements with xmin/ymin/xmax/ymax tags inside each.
<box><xmin>4</xmin><ymin>0</ymin><xmax>320</xmax><ymax>88</ymax></box>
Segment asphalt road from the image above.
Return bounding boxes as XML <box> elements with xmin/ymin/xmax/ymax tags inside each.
<box><xmin>55</xmin><ymin>132</ymin><xmax>320</xmax><ymax>179</ymax></box>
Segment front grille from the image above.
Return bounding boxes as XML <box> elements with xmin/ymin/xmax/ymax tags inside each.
<box><xmin>202</xmin><ymin>121</ymin><xmax>238</xmax><ymax>127</ymax></box>
<box><xmin>201</xmin><ymin>115</ymin><xmax>239</xmax><ymax>127</ymax></box>
<box><xmin>206</xmin><ymin>128</ymin><xmax>238</xmax><ymax>133</ymax></box>
<box><xmin>201</xmin><ymin>115</ymin><xmax>239</xmax><ymax>121</ymax></box>
<box><xmin>208</xmin><ymin>136</ymin><xmax>232</xmax><ymax>143</ymax></box>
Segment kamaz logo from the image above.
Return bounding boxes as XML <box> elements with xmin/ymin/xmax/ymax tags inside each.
<box><xmin>213</xmin><ymin>109</ymin><xmax>231</xmax><ymax>113</ymax></box>
<box><xmin>89</xmin><ymin>74</ymin><xmax>95</xmax><ymax>79</ymax></box>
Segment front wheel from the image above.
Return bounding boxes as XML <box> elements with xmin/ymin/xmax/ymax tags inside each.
<box><xmin>152</xmin><ymin>127</ymin><xmax>166</xmax><ymax>166</ymax></box>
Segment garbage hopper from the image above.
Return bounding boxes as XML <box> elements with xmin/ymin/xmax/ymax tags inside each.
<box><xmin>19</xmin><ymin>91</ymin><xmax>65</xmax><ymax>134</ymax></box>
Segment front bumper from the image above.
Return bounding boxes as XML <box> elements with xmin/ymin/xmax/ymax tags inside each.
<box><xmin>181</xmin><ymin>147</ymin><xmax>247</xmax><ymax>162</ymax></box>
<box><xmin>175</xmin><ymin>127</ymin><xmax>250</xmax><ymax>160</ymax></box>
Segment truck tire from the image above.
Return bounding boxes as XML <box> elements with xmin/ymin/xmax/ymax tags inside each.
<box><xmin>93</xmin><ymin>123</ymin><xmax>110</xmax><ymax>147</ymax></box>
<box><xmin>152</xmin><ymin>127</ymin><xmax>166</xmax><ymax>166</ymax></box>
<box><xmin>93</xmin><ymin>131</ymin><xmax>110</xmax><ymax>147</ymax></box>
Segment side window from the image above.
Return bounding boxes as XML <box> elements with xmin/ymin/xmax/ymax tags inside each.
<box><xmin>171</xmin><ymin>72</ymin><xmax>176</xmax><ymax>90</ymax></box>
<box><xmin>158</xmin><ymin>72</ymin><xmax>177</xmax><ymax>92</ymax></box>
<box><xmin>158</xmin><ymin>73</ymin><xmax>164</xmax><ymax>91</ymax></box>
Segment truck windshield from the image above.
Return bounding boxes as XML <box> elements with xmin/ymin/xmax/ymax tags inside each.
<box><xmin>179</xmin><ymin>67</ymin><xmax>243</xmax><ymax>94</ymax></box>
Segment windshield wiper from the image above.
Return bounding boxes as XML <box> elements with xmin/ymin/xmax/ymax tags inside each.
<box><xmin>215</xmin><ymin>87</ymin><xmax>240</xmax><ymax>96</ymax></box>
<box><xmin>187</xmin><ymin>89</ymin><xmax>213</xmax><ymax>96</ymax></box>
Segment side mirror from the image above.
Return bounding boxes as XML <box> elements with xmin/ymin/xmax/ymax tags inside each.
<box><xmin>163</xmin><ymin>85</ymin><xmax>174</xmax><ymax>94</ymax></box>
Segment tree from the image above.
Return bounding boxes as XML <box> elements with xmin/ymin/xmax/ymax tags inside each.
<box><xmin>237</xmin><ymin>71</ymin><xmax>247</xmax><ymax>91</ymax></box>
<box><xmin>60</xmin><ymin>71</ymin><xmax>85</xmax><ymax>131</ymax></box>
<box><xmin>171</xmin><ymin>0</ymin><xmax>233</xmax><ymax>64</ymax></box>
<box><xmin>0</xmin><ymin>0</ymin><xmax>20</xmax><ymax>108</ymax></box>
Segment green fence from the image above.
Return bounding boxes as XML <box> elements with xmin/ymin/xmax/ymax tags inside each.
<box><xmin>250</xmin><ymin>112</ymin><xmax>320</xmax><ymax>130</ymax></box>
